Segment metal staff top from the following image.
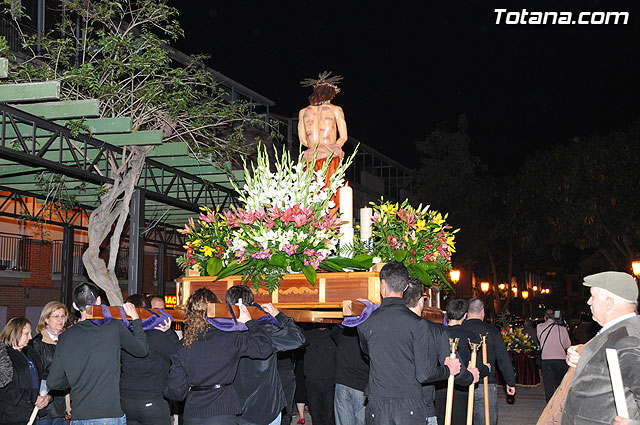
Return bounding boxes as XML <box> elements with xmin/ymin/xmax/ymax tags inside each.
<box><xmin>449</xmin><ymin>337</ymin><xmax>460</xmax><ymax>355</ymax></box>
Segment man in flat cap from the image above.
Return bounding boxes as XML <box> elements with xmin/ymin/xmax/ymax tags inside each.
<box><xmin>561</xmin><ymin>271</ymin><xmax>640</xmax><ymax>425</ymax></box>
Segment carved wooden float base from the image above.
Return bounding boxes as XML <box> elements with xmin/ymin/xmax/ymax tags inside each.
<box><xmin>175</xmin><ymin>271</ymin><xmax>444</xmax><ymax>323</ymax></box>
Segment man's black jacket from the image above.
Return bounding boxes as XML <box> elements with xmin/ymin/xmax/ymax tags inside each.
<box><xmin>234</xmin><ymin>311</ymin><xmax>306</xmax><ymax>425</ymax></box>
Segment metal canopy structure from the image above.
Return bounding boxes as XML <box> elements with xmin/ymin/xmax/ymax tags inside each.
<box><xmin>0</xmin><ymin>103</ymin><xmax>243</xmax><ymax>228</ymax></box>
<box><xmin>0</xmin><ymin>64</ymin><xmax>251</xmax><ymax>300</ymax></box>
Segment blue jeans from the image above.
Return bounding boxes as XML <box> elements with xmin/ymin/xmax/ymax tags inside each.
<box><xmin>36</xmin><ymin>419</ymin><xmax>64</xmax><ymax>425</ymax></box>
<box><xmin>334</xmin><ymin>383</ymin><xmax>365</xmax><ymax>425</ymax></box>
<box><xmin>473</xmin><ymin>383</ymin><xmax>498</xmax><ymax>425</ymax></box>
<box><xmin>267</xmin><ymin>413</ymin><xmax>281</xmax><ymax>425</ymax></box>
<box><xmin>183</xmin><ymin>416</ymin><xmax>237</xmax><ymax>425</ymax></box>
<box><xmin>71</xmin><ymin>415</ymin><xmax>126</xmax><ymax>425</ymax></box>
<box><xmin>36</xmin><ymin>418</ymin><xmax>64</xmax><ymax>425</ymax></box>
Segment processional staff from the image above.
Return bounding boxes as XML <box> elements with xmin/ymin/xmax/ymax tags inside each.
<box><xmin>444</xmin><ymin>337</ymin><xmax>460</xmax><ymax>425</ymax></box>
<box><xmin>467</xmin><ymin>340</ymin><xmax>481</xmax><ymax>425</ymax></box>
<box><xmin>480</xmin><ymin>333</ymin><xmax>490</xmax><ymax>425</ymax></box>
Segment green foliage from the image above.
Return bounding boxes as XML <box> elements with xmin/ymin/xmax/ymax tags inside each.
<box><xmin>1</xmin><ymin>0</ymin><xmax>261</xmax><ymax>164</ymax></box>
<box><xmin>414</xmin><ymin>115</ymin><xmax>495</xmax><ymax>270</ymax></box>
<box><xmin>319</xmin><ymin>255</ymin><xmax>375</xmax><ymax>272</ymax></box>
<box><xmin>504</xmin><ymin>125</ymin><xmax>640</xmax><ymax>267</ymax></box>
<box><xmin>0</xmin><ymin>36</ymin><xmax>9</xmax><ymax>57</ymax></box>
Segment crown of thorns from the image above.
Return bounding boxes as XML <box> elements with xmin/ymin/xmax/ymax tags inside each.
<box><xmin>300</xmin><ymin>71</ymin><xmax>343</xmax><ymax>92</ymax></box>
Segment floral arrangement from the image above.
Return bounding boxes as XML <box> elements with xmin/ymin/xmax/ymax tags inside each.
<box><xmin>176</xmin><ymin>145</ymin><xmax>356</xmax><ymax>292</ymax></box>
<box><xmin>501</xmin><ymin>326</ymin><xmax>539</xmax><ymax>353</ymax></box>
<box><xmin>350</xmin><ymin>198</ymin><xmax>458</xmax><ymax>290</ymax></box>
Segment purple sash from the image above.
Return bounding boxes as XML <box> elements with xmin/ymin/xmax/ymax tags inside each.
<box><xmin>207</xmin><ymin>303</ymin><xmax>280</xmax><ymax>332</ymax></box>
<box><xmin>89</xmin><ymin>304</ymin><xmax>173</xmax><ymax>331</ymax></box>
<box><xmin>341</xmin><ymin>299</ymin><xmax>380</xmax><ymax>327</ymax></box>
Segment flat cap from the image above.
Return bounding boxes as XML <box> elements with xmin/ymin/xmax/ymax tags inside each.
<box><xmin>583</xmin><ymin>271</ymin><xmax>638</xmax><ymax>301</ymax></box>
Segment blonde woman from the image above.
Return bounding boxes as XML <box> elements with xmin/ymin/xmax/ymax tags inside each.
<box><xmin>164</xmin><ymin>288</ymin><xmax>273</xmax><ymax>425</ymax></box>
<box><xmin>0</xmin><ymin>317</ymin><xmax>49</xmax><ymax>424</ymax></box>
<box><xmin>28</xmin><ymin>301</ymin><xmax>70</xmax><ymax>425</ymax></box>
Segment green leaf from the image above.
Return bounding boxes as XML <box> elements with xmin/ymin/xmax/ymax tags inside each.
<box><xmin>407</xmin><ymin>262</ymin><xmax>433</xmax><ymax>287</ymax></box>
<box><xmin>352</xmin><ymin>254</ymin><xmax>375</xmax><ymax>267</ymax></box>
<box><xmin>270</xmin><ymin>253</ymin><xmax>286</xmax><ymax>267</ymax></box>
<box><xmin>392</xmin><ymin>249</ymin><xmax>408</xmax><ymax>262</ymax></box>
<box><xmin>215</xmin><ymin>261</ymin><xmax>249</xmax><ymax>281</ymax></box>
<box><xmin>318</xmin><ymin>260</ymin><xmax>344</xmax><ymax>272</ymax></box>
<box><xmin>416</xmin><ymin>261</ymin><xmax>438</xmax><ymax>271</ymax></box>
<box><xmin>301</xmin><ymin>265</ymin><xmax>317</xmax><ymax>286</ymax></box>
<box><xmin>206</xmin><ymin>257</ymin><xmax>222</xmax><ymax>276</ymax></box>
<box><xmin>434</xmin><ymin>268</ymin><xmax>454</xmax><ymax>292</ymax></box>
<box><xmin>291</xmin><ymin>256</ymin><xmax>303</xmax><ymax>272</ymax></box>
<box><xmin>321</xmin><ymin>255</ymin><xmax>374</xmax><ymax>271</ymax></box>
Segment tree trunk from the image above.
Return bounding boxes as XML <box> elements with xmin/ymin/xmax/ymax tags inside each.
<box><xmin>82</xmin><ymin>146</ymin><xmax>150</xmax><ymax>305</ymax></box>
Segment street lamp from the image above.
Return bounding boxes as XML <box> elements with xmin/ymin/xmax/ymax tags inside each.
<box><xmin>522</xmin><ymin>290</ymin><xmax>529</xmax><ymax>300</ymax></box>
<box><xmin>632</xmin><ymin>261</ymin><xmax>640</xmax><ymax>279</ymax></box>
<box><xmin>450</xmin><ymin>269</ymin><xmax>460</xmax><ymax>284</ymax></box>
<box><xmin>532</xmin><ymin>285</ymin><xmax>538</xmax><ymax>292</ymax></box>
<box><xmin>498</xmin><ymin>283</ymin><xmax>506</xmax><ymax>290</ymax></box>
<box><xmin>512</xmin><ymin>287</ymin><xmax>518</xmax><ymax>297</ymax></box>
<box><xmin>480</xmin><ymin>281</ymin><xmax>490</xmax><ymax>292</ymax></box>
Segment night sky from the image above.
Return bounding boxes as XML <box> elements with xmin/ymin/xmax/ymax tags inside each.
<box><xmin>169</xmin><ymin>1</ymin><xmax>640</xmax><ymax>175</ymax></box>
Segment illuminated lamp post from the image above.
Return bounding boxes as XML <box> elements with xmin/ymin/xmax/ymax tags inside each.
<box><xmin>450</xmin><ymin>269</ymin><xmax>461</xmax><ymax>285</ymax></box>
<box><xmin>450</xmin><ymin>269</ymin><xmax>461</xmax><ymax>296</ymax></box>
<box><xmin>480</xmin><ymin>281</ymin><xmax>490</xmax><ymax>293</ymax></box>
<box><xmin>632</xmin><ymin>261</ymin><xmax>640</xmax><ymax>280</ymax></box>
<box><xmin>522</xmin><ymin>290</ymin><xmax>530</xmax><ymax>317</ymax></box>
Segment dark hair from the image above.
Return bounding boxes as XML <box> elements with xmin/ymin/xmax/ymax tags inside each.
<box><xmin>225</xmin><ymin>285</ymin><xmax>255</xmax><ymax>305</ymax></box>
<box><xmin>404</xmin><ymin>277</ymin><xmax>424</xmax><ymax>308</ymax></box>
<box><xmin>73</xmin><ymin>282</ymin><xmax>101</xmax><ymax>311</ymax></box>
<box><xmin>467</xmin><ymin>297</ymin><xmax>485</xmax><ymax>315</ymax></box>
<box><xmin>445</xmin><ymin>298</ymin><xmax>468</xmax><ymax>321</ymax></box>
<box><xmin>380</xmin><ymin>261</ymin><xmax>409</xmax><ymax>293</ymax></box>
<box><xmin>544</xmin><ymin>309</ymin><xmax>554</xmax><ymax>319</ymax></box>
<box><xmin>125</xmin><ymin>294</ymin><xmax>149</xmax><ymax>308</ymax></box>
<box><xmin>308</xmin><ymin>84</ymin><xmax>338</xmax><ymax>106</ymax></box>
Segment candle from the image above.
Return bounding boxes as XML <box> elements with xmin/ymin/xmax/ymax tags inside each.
<box><xmin>360</xmin><ymin>207</ymin><xmax>372</xmax><ymax>241</ymax></box>
<box><xmin>339</xmin><ymin>225</ymin><xmax>354</xmax><ymax>256</ymax></box>
<box><xmin>339</xmin><ymin>183</ymin><xmax>353</xmax><ymax>226</ymax></box>
<box><xmin>606</xmin><ymin>348</ymin><xmax>629</xmax><ymax>418</ymax></box>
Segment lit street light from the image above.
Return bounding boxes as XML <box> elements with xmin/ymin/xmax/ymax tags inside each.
<box><xmin>480</xmin><ymin>281</ymin><xmax>490</xmax><ymax>292</ymax></box>
<box><xmin>632</xmin><ymin>261</ymin><xmax>640</xmax><ymax>280</ymax></box>
<box><xmin>450</xmin><ymin>269</ymin><xmax>460</xmax><ymax>284</ymax></box>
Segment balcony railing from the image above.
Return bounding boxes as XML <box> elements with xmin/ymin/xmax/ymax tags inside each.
<box><xmin>51</xmin><ymin>241</ymin><xmax>86</xmax><ymax>276</ymax></box>
<box><xmin>0</xmin><ymin>16</ymin><xmax>37</xmax><ymax>56</ymax></box>
<box><xmin>0</xmin><ymin>232</ymin><xmax>31</xmax><ymax>271</ymax></box>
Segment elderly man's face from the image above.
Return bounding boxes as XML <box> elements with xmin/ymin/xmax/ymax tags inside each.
<box><xmin>587</xmin><ymin>287</ymin><xmax>608</xmax><ymax>326</ymax></box>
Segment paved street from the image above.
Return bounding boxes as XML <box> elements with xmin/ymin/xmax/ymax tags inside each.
<box><xmin>498</xmin><ymin>384</ymin><xmax>546</xmax><ymax>425</ymax></box>
<box><xmin>293</xmin><ymin>383</ymin><xmax>547</xmax><ymax>425</ymax></box>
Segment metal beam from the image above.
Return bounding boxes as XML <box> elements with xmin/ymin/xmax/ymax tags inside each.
<box><xmin>0</xmin><ymin>81</ymin><xmax>60</xmax><ymax>102</ymax></box>
<box><xmin>157</xmin><ymin>242</ymin><xmax>166</xmax><ymax>297</ymax></box>
<box><xmin>128</xmin><ymin>189</ymin><xmax>144</xmax><ymax>296</ymax></box>
<box><xmin>10</xmin><ymin>99</ymin><xmax>100</xmax><ymax>119</ymax></box>
<box><xmin>61</xmin><ymin>225</ymin><xmax>74</xmax><ymax>307</ymax></box>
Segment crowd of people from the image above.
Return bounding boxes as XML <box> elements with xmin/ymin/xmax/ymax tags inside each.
<box><xmin>0</xmin><ymin>264</ymin><xmax>638</xmax><ymax>425</ymax></box>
